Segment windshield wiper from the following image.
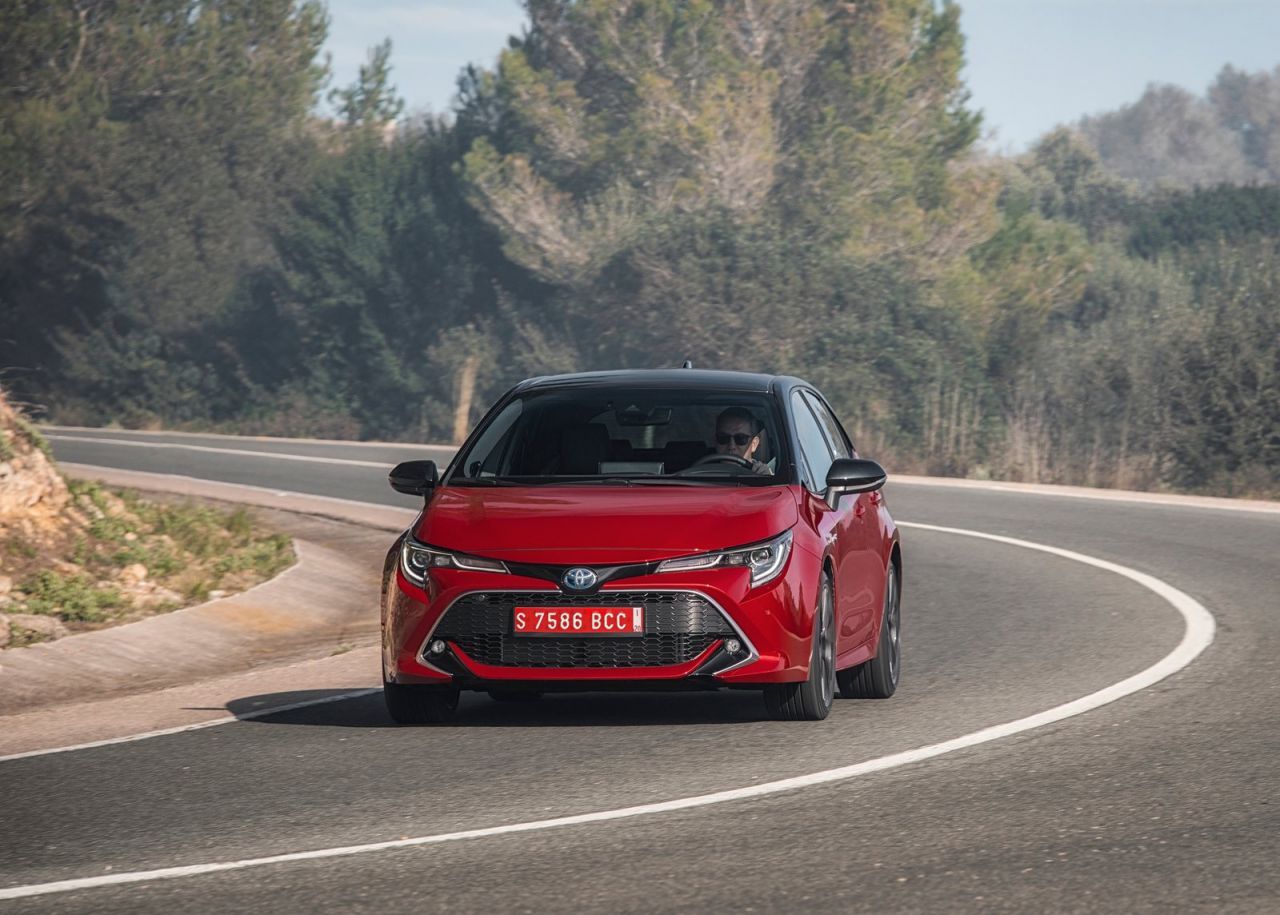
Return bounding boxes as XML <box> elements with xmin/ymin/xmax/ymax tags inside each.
<box><xmin>457</xmin><ymin>476</ymin><xmax>761</xmax><ymax>487</ymax></box>
<box><xmin>541</xmin><ymin>477</ymin><xmax>637</xmax><ymax>486</ymax></box>
<box><xmin>542</xmin><ymin>476</ymin><xmax>750</xmax><ymax>487</ymax></box>
<box><xmin>626</xmin><ymin>477</ymin><xmax>742</xmax><ymax>486</ymax></box>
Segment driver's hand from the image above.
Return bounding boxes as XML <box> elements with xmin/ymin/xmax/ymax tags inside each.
<box><xmin>749</xmin><ymin>460</ymin><xmax>771</xmax><ymax>475</ymax></box>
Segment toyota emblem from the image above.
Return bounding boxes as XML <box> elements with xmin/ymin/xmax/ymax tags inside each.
<box><xmin>562</xmin><ymin>567</ymin><xmax>598</xmax><ymax>590</ymax></box>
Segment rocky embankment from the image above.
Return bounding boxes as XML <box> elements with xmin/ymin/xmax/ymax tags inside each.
<box><xmin>0</xmin><ymin>392</ymin><xmax>71</xmax><ymax>647</ymax></box>
<box><xmin>0</xmin><ymin>390</ymin><xmax>293</xmax><ymax>648</ymax></box>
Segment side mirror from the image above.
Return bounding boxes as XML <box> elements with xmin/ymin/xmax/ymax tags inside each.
<box><xmin>825</xmin><ymin>458</ymin><xmax>886</xmax><ymax>503</ymax></box>
<box><xmin>389</xmin><ymin>460</ymin><xmax>438</xmax><ymax>497</ymax></box>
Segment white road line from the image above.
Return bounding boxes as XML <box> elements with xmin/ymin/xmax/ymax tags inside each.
<box><xmin>0</xmin><ymin>690</ymin><xmax>381</xmax><ymax>765</ymax></box>
<box><xmin>892</xmin><ymin>475</ymin><xmax>1280</xmax><ymax>515</ymax></box>
<box><xmin>44</xmin><ymin>434</ymin><xmax>390</xmax><ymax>468</ymax></box>
<box><xmin>0</xmin><ymin>521</ymin><xmax>1216</xmax><ymax>901</ymax></box>
<box><xmin>41</xmin><ymin>425</ymin><xmax>455</xmax><ymax>451</ymax></box>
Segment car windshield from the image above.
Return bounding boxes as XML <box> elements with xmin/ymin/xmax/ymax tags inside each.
<box><xmin>449</xmin><ymin>387</ymin><xmax>790</xmax><ymax>486</ymax></box>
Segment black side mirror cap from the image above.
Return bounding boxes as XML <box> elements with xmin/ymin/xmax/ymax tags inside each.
<box><xmin>826</xmin><ymin>458</ymin><xmax>887</xmax><ymax>494</ymax></box>
<box><xmin>389</xmin><ymin>460</ymin><xmax>438</xmax><ymax>496</ymax></box>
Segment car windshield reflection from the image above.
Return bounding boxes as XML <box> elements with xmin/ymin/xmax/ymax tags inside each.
<box><xmin>449</xmin><ymin>387</ymin><xmax>790</xmax><ymax>486</ymax></box>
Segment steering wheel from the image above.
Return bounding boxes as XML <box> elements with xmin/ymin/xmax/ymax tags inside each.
<box><xmin>684</xmin><ymin>452</ymin><xmax>754</xmax><ymax>472</ymax></box>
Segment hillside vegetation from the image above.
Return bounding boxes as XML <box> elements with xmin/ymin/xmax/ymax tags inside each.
<box><xmin>0</xmin><ymin>390</ymin><xmax>294</xmax><ymax>647</ymax></box>
<box><xmin>1</xmin><ymin>1</ymin><xmax>1276</xmax><ymax>496</ymax></box>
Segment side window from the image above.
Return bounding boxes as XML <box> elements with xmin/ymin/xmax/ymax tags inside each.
<box><xmin>802</xmin><ymin>392</ymin><xmax>852</xmax><ymax>460</ymax></box>
<box><xmin>791</xmin><ymin>391</ymin><xmax>836</xmax><ymax>492</ymax></box>
<box><xmin>460</xmin><ymin>399</ymin><xmax>522</xmax><ymax>477</ymax></box>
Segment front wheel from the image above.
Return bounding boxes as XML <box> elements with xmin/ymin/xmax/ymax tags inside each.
<box><xmin>837</xmin><ymin>562</ymin><xmax>900</xmax><ymax>699</ymax></box>
<box><xmin>764</xmin><ymin>573</ymin><xmax>835</xmax><ymax>721</ymax></box>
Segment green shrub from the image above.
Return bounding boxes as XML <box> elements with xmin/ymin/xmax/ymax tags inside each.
<box><xmin>148</xmin><ymin>504</ymin><xmax>227</xmax><ymax>558</ymax></box>
<box><xmin>5</xmin><ymin>538</ymin><xmax>37</xmax><ymax>560</ymax></box>
<box><xmin>88</xmin><ymin>514</ymin><xmax>137</xmax><ymax>542</ymax></box>
<box><xmin>213</xmin><ymin>534</ymin><xmax>293</xmax><ymax>578</ymax></box>
<box><xmin>109</xmin><ymin>542</ymin><xmax>180</xmax><ymax>576</ymax></box>
<box><xmin>226</xmin><ymin>507</ymin><xmax>253</xmax><ymax>540</ymax></box>
<box><xmin>19</xmin><ymin>570</ymin><xmax>123</xmax><ymax>622</ymax></box>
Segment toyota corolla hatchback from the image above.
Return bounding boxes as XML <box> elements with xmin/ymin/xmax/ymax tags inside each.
<box><xmin>381</xmin><ymin>369</ymin><xmax>901</xmax><ymax>723</ymax></box>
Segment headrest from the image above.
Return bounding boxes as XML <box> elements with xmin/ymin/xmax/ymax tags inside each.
<box><xmin>559</xmin><ymin>423</ymin><xmax>611</xmax><ymax>474</ymax></box>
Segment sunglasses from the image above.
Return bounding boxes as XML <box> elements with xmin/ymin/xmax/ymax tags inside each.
<box><xmin>715</xmin><ymin>432</ymin><xmax>755</xmax><ymax>446</ymax></box>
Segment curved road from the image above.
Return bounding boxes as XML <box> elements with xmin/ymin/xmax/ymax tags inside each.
<box><xmin>1</xmin><ymin>428</ymin><xmax>1277</xmax><ymax>913</ymax></box>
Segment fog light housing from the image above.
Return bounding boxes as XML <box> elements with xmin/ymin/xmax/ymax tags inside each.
<box><xmin>428</xmin><ymin>639</ymin><xmax>448</xmax><ymax>656</ymax></box>
<box><xmin>725</xmin><ymin>638</ymin><xmax>742</xmax><ymax>655</ymax></box>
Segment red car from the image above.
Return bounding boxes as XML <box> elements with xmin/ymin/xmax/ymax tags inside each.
<box><xmin>381</xmin><ymin>369</ymin><xmax>901</xmax><ymax>722</ymax></box>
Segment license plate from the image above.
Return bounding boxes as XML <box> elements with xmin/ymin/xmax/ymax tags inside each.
<box><xmin>512</xmin><ymin>606</ymin><xmax>644</xmax><ymax>637</ymax></box>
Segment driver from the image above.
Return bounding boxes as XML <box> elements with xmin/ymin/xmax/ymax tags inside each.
<box><xmin>713</xmin><ymin>407</ymin><xmax>772</xmax><ymax>474</ymax></box>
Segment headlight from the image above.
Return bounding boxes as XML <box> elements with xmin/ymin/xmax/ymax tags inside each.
<box><xmin>656</xmin><ymin>530</ymin><xmax>792</xmax><ymax>587</ymax></box>
<box><xmin>399</xmin><ymin>538</ymin><xmax>507</xmax><ymax>584</ymax></box>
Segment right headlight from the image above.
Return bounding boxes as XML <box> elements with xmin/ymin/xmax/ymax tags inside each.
<box><xmin>655</xmin><ymin>529</ymin><xmax>793</xmax><ymax>588</ymax></box>
<box><xmin>399</xmin><ymin>537</ymin><xmax>508</xmax><ymax>585</ymax></box>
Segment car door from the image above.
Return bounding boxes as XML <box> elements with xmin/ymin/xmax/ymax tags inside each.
<box><xmin>800</xmin><ymin>391</ymin><xmax>881</xmax><ymax>656</ymax></box>
<box><xmin>789</xmin><ymin>390</ymin><xmax>860</xmax><ymax>659</ymax></box>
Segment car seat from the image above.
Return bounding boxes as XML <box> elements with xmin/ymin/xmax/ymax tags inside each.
<box><xmin>558</xmin><ymin>423</ymin><xmax>611</xmax><ymax>475</ymax></box>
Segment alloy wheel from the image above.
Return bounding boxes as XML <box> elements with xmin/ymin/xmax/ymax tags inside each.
<box><xmin>818</xmin><ymin>579</ymin><xmax>836</xmax><ymax>707</ymax></box>
<box><xmin>885</xmin><ymin>569</ymin><xmax>900</xmax><ymax>687</ymax></box>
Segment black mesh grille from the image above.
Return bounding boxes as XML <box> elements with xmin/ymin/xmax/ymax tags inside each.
<box><xmin>434</xmin><ymin>591</ymin><xmax>735</xmax><ymax>668</ymax></box>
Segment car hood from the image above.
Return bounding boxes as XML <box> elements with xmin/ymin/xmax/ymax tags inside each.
<box><xmin>416</xmin><ymin>485</ymin><xmax>798</xmax><ymax>564</ymax></box>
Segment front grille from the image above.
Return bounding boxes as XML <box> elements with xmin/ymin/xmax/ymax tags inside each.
<box><xmin>433</xmin><ymin>591</ymin><xmax>735</xmax><ymax>668</ymax></box>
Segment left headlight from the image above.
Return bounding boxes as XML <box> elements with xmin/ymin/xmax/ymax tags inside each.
<box><xmin>655</xmin><ymin>529</ymin><xmax>793</xmax><ymax>588</ymax></box>
<box><xmin>399</xmin><ymin>537</ymin><xmax>508</xmax><ymax>585</ymax></box>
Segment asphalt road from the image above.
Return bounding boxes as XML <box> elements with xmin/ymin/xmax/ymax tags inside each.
<box><xmin>3</xmin><ymin>428</ymin><xmax>1278</xmax><ymax>913</ymax></box>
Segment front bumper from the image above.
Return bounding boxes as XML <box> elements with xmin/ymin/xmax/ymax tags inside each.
<box><xmin>384</xmin><ymin>558</ymin><xmax>817</xmax><ymax>687</ymax></box>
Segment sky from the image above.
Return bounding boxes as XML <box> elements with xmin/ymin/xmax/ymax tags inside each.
<box><xmin>324</xmin><ymin>0</ymin><xmax>1280</xmax><ymax>151</ymax></box>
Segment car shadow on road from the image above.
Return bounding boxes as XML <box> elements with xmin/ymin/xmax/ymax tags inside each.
<box><xmin>222</xmin><ymin>688</ymin><xmax>770</xmax><ymax>727</ymax></box>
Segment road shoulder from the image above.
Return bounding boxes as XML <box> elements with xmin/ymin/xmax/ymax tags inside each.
<box><xmin>0</xmin><ymin>495</ymin><xmax>404</xmax><ymax>731</ymax></box>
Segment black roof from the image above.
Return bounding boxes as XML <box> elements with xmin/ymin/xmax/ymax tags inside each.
<box><xmin>516</xmin><ymin>368</ymin><xmax>805</xmax><ymax>394</ymax></box>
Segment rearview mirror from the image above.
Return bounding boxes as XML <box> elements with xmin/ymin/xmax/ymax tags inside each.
<box><xmin>389</xmin><ymin>460</ymin><xmax>438</xmax><ymax>497</ymax></box>
<box><xmin>614</xmin><ymin>405</ymin><xmax>672</xmax><ymax>426</ymax></box>
<box><xmin>825</xmin><ymin>458</ymin><xmax>886</xmax><ymax>501</ymax></box>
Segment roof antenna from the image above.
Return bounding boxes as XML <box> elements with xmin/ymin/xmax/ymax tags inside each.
<box><xmin>681</xmin><ymin>359</ymin><xmax>693</xmax><ymax>369</ymax></box>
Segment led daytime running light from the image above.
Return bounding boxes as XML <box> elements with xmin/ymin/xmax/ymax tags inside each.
<box><xmin>400</xmin><ymin>538</ymin><xmax>507</xmax><ymax>584</ymax></box>
<box><xmin>656</xmin><ymin>530</ymin><xmax>793</xmax><ymax>587</ymax></box>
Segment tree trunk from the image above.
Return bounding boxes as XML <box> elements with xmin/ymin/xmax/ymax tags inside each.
<box><xmin>452</xmin><ymin>354</ymin><xmax>480</xmax><ymax>445</ymax></box>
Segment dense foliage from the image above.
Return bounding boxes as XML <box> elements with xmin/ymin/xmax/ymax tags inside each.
<box><xmin>1080</xmin><ymin>65</ymin><xmax>1280</xmax><ymax>190</ymax></box>
<box><xmin>1</xmin><ymin>0</ymin><xmax>327</xmax><ymax>421</ymax></box>
<box><xmin>1</xmin><ymin>1</ymin><xmax>1276</xmax><ymax>496</ymax></box>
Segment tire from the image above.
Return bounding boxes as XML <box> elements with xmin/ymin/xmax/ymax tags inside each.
<box><xmin>383</xmin><ymin>680</ymin><xmax>460</xmax><ymax>725</ymax></box>
<box><xmin>487</xmin><ymin>690</ymin><xmax>543</xmax><ymax>702</ymax></box>
<box><xmin>837</xmin><ymin>561</ymin><xmax>900</xmax><ymax>699</ymax></box>
<box><xmin>764</xmin><ymin>573</ymin><xmax>835</xmax><ymax>721</ymax></box>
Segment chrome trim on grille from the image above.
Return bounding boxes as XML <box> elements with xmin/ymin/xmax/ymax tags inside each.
<box><xmin>415</xmin><ymin>587</ymin><xmax>759</xmax><ymax>676</ymax></box>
